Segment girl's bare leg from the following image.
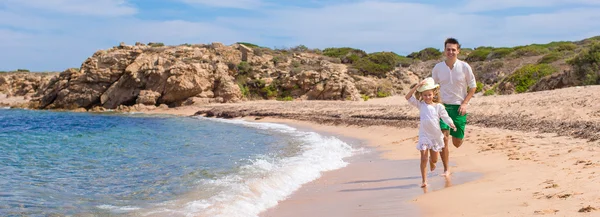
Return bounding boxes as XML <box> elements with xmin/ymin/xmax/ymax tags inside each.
<box><xmin>440</xmin><ymin>130</ymin><xmax>451</xmax><ymax>176</ymax></box>
<box><xmin>429</xmin><ymin>149</ymin><xmax>438</xmax><ymax>171</ymax></box>
<box><xmin>420</xmin><ymin>150</ymin><xmax>428</xmax><ymax>187</ymax></box>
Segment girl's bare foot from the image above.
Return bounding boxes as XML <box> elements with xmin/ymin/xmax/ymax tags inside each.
<box><xmin>421</xmin><ymin>182</ymin><xmax>428</xmax><ymax>188</ymax></box>
<box><xmin>429</xmin><ymin>158</ymin><xmax>436</xmax><ymax>171</ymax></box>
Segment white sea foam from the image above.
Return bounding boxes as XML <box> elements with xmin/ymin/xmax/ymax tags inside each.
<box><xmin>97</xmin><ymin>204</ymin><xmax>141</xmax><ymax>212</ymax></box>
<box><xmin>145</xmin><ymin>117</ymin><xmax>358</xmax><ymax>217</ymax></box>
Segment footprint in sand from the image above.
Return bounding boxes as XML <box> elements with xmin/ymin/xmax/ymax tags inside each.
<box><xmin>534</xmin><ymin>209</ymin><xmax>559</xmax><ymax>215</ymax></box>
<box><xmin>540</xmin><ymin>180</ymin><xmax>559</xmax><ymax>189</ymax></box>
<box><xmin>568</xmin><ymin>147</ymin><xmax>584</xmax><ymax>153</ymax></box>
<box><xmin>543</xmin><ymin>193</ymin><xmax>573</xmax><ymax>200</ymax></box>
<box><xmin>574</xmin><ymin>160</ymin><xmax>595</xmax><ymax>168</ymax></box>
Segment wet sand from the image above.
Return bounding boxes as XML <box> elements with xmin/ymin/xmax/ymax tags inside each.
<box><xmin>255</xmin><ymin>118</ymin><xmax>480</xmax><ymax>217</ymax></box>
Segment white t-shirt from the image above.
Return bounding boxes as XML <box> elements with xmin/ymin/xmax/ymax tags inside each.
<box><xmin>408</xmin><ymin>97</ymin><xmax>454</xmax><ymax>151</ymax></box>
<box><xmin>431</xmin><ymin>60</ymin><xmax>477</xmax><ymax>105</ymax></box>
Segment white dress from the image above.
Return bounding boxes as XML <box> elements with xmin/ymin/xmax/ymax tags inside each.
<box><xmin>408</xmin><ymin>97</ymin><xmax>455</xmax><ymax>152</ymax></box>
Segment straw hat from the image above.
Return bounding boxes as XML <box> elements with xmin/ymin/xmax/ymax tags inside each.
<box><xmin>417</xmin><ymin>77</ymin><xmax>439</xmax><ymax>92</ymax></box>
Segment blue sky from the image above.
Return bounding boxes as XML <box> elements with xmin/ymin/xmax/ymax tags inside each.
<box><xmin>2</xmin><ymin>0</ymin><xmax>600</xmax><ymax>71</ymax></box>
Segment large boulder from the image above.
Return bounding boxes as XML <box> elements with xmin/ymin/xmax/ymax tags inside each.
<box><xmin>34</xmin><ymin>43</ymin><xmax>245</xmax><ymax>109</ymax></box>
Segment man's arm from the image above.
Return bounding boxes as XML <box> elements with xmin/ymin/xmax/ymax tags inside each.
<box><xmin>462</xmin><ymin>87</ymin><xmax>476</xmax><ymax>104</ymax></box>
<box><xmin>460</xmin><ymin>64</ymin><xmax>477</xmax><ymax>115</ymax></box>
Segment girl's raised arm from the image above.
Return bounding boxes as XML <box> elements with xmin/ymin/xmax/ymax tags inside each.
<box><xmin>405</xmin><ymin>80</ymin><xmax>426</xmax><ymax>100</ymax></box>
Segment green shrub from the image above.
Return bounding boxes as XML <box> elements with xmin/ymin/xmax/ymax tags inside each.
<box><xmin>510</xmin><ymin>45</ymin><xmax>550</xmax><ymax>57</ymax></box>
<box><xmin>238</xmin><ymin>83</ymin><xmax>249</xmax><ymax>97</ymax></box>
<box><xmin>237</xmin><ymin>42</ymin><xmax>260</xmax><ymax>48</ymax></box>
<box><xmin>483</xmin><ymin>88</ymin><xmax>496</xmax><ymax>96</ymax></box>
<box><xmin>291</xmin><ymin>45</ymin><xmax>309</xmax><ymax>52</ymax></box>
<box><xmin>466</xmin><ymin>48</ymin><xmax>492</xmax><ymax>62</ymax></box>
<box><xmin>16</xmin><ymin>69</ymin><xmax>30</xmax><ymax>72</ymax></box>
<box><xmin>276</xmin><ymin>96</ymin><xmax>294</xmax><ymax>101</ymax></box>
<box><xmin>475</xmin><ymin>82</ymin><xmax>484</xmax><ymax>93</ymax></box>
<box><xmin>376</xmin><ymin>91</ymin><xmax>391</xmax><ymax>98</ymax></box>
<box><xmin>261</xmin><ymin>84</ymin><xmax>278</xmax><ymax>98</ymax></box>
<box><xmin>322</xmin><ymin>47</ymin><xmax>367</xmax><ymax>64</ymax></box>
<box><xmin>567</xmin><ymin>43</ymin><xmax>600</xmax><ymax>85</ymax></box>
<box><xmin>361</xmin><ymin>94</ymin><xmax>370</xmax><ymax>101</ymax></box>
<box><xmin>538</xmin><ymin>52</ymin><xmax>563</xmax><ymax>64</ymax></box>
<box><xmin>323</xmin><ymin>47</ymin><xmax>366</xmax><ymax>58</ymax></box>
<box><xmin>237</xmin><ymin>61</ymin><xmax>252</xmax><ymax>74</ymax></box>
<box><xmin>149</xmin><ymin>42</ymin><xmax>164</xmax><ymax>47</ymax></box>
<box><xmin>509</xmin><ymin>64</ymin><xmax>557</xmax><ymax>93</ymax></box>
<box><xmin>346</xmin><ymin>54</ymin><xmax>361</xmax><ymax>64</ymax></box>
<box><xmin>397</xmin><ymin>56</ymin><xmax>414</xmax><ymax>67</ymax></box>
<box><xmin>408</xmin><ymin>47</ymin><xmax>442</xmax><ymax>61</ymax></box>
<box><xmin>352</xmin><ymin>52</ymin><xmax>402</xmax><ymax>78</ymax></box>
<box><xmin>488</xmin><ymin>48</ymin><xmax>514</xmax><ymax>59</ymax></box>
<box><xmin>552</xmin><ymin>42</ymin><xmax>577</xmax><ymax>52</ymax></box>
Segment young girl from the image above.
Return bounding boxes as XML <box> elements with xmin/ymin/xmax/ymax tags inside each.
<box><xmin>405</xmin><ymin>77</ymin><xmax>456</xmax><ymax>187</ymax></box>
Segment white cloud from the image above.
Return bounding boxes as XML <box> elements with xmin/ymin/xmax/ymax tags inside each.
<box><xmin>0</xmin><ymin>17</ymin><xmax>246</xmax><ymax>71</ymax></box>
<box><xmin>462</xmin><ymin>0</ymin><xmax>600</xmax><ymax>12</ymax></box>
<box><xmin>103</xmin><ymin>20</ymin><xmax>244</xmax><ymax>45</ymax></box>
<box><xmin>0</xmin><ymin>11</ymin><xmax>63</xmax><ymax>30</ymax></box>
<box><xmin>177</xmin><ymin>0</ymin><xmax>264</xmax><ymax>9</ymax></box>
<box><xmin>217</xmin><ymin>1</ymin><xmax>496</xmax><ymax>51</ymax></box>
<box><xmin>216</xmin><ymin>1</ymin><xmax>600</xmax><ymax>51</ymax></box>
<box><xmin>2</xmin><ymin>0</ymin><xmax>137</xmax><ymax>16</ymax></box>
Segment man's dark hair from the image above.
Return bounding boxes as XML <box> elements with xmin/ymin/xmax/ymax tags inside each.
<box><xmin>444</xmin><ymin>38</ymin><xmax>461</xmax><ymax>49</ymax></box>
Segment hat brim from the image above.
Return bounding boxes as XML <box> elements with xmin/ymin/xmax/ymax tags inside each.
<box><xmin>417</xmin><ymin>84</ymin><xmax>439</xmax><ymax>92</ymax></box>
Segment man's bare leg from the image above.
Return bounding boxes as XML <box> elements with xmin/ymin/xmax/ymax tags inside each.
<box><xmin>440</xmin><ymin>130</ymin><xmax>450</xmax><ymax>176</ymax></box>
<box><xmin>452</xmin><ymin>137</ymin><xmax>464</xmax><ymax>148</ymax></box>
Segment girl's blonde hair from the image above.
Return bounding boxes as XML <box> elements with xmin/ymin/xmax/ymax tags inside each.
<box><xmin>415</xmin><ymin>87</ymin><xmax>442</xmax><ymax>103</ymax></box>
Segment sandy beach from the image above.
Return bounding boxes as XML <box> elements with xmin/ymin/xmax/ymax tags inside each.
<box><xmin>3</xmin><ymin>86</ymin><xmax>600</xmax><ymax>216</ymax></box>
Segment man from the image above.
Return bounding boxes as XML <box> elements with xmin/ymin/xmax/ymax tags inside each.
<box><xmin>431</xmin><ymin>38</ymin><xmax>477</xmax><ymax>176</ymax></box>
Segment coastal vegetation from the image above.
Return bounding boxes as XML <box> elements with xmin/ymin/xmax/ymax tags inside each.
<box><xmin>567</xmin><ymin>42</ymin><xmax>600</xmax><ymax>85</ymax></box>
<box><xmin>508</xmin><ymin>64</ymin><xmax>557</xmax><ymax>93</ymax></box>
<box><xmin>229</xmin><ymin>36</ymin><xmax>599</xmax><ymax>98</ymax></box>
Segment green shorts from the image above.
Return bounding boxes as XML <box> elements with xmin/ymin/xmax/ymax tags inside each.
<box><xmin>439</xmin><ymin>104</ymin><xmax>467</xmax><ymax>139</ymax></box>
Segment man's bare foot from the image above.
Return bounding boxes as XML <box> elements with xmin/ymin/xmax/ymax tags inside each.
<box><xmin>421</xmin><ymin>182</ymin><xmax>428</xmax><ymax>188</ymax></box>
<box><xmin>440</xmin><ymin>170</ymin><xmax>451</xmax><ymax>177</ymax></box>
<box><xmin>429</xmin><ymin>159</ymin><xmax>436</xmax><ymax>171</ymax></box>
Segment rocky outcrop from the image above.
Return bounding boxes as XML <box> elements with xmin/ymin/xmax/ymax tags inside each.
<box><xmin>35</xmin><ymin>43</ymin><xmax>245</xmax><ymax>109</ymax></box>
<box><xmin>0</xmin><ymin>72</ymin><xmax>57</xmax><ymax>98</ymax></box>
<box><xmin>30</xmin><ymin>42</ymin><xmax>419</xmax><ymax>110</ymax></box>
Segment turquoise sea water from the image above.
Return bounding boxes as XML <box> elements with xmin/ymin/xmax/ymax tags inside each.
<box><xmin>0</xmin><ymin>108</ymin><xmax>356</xmax><ymax>216</ymax></box>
